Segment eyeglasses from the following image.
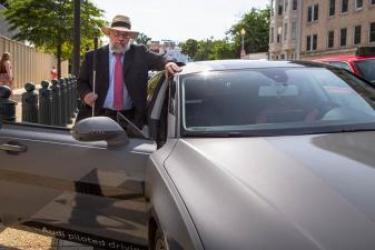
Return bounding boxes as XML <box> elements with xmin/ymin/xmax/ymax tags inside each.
<box><xmin>111</xmin><ymin>31</ymin><xmax>131</xmax><ymax>39</ymax></box>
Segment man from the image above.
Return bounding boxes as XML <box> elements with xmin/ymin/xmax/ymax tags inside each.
<box><xmin>77</xmin><ymin>14</ymin><xmax>181</xmax><ymax>128</ymax></box>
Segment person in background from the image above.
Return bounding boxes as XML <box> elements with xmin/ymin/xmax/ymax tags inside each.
<box><xmin>50</xmin><ymin>66</ymin><xmax>58</xmax><ymax>80</ymax></box>
<box><xmin>0</xmin><ymin>52</ymin><xmax>14</xmax><ymax>88</ymax></box>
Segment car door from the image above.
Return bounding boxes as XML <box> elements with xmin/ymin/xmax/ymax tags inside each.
<box><xmin>0</xmin><ymin>120</ymin><xmax>155</xmax><ymax>249</ymax></box>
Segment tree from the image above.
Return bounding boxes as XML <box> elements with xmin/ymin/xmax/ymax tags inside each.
<box><xmin>180</xmin><ymin>38</ymin><xmax>235</xmax><ymax>61</ymax></box>
<box><xmin>228</xmin><ymin>7</ymin><xmax>270</xmax><ymax>56</ymax></box>
<box><xmin>135</xmin><ymin>32</ymin><xmax>151</xmax><ymax>45</ymax></box>
<box><xmin>210</xmin><ymin>40</ymin><xmax>236</xmax><ymax>60</ymax></box>
<box><xmin>3</xmin><ymin>0</ymin><xmax>106</xmax><ymax>76</ymax></box>
<box><xmin>180</xmin><ymin>39</ymin><xmax>198</xmax><ymax>59</ymax></box>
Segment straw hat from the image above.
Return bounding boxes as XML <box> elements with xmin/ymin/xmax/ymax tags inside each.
<box><xmin>101</xmin><ymin>15</ymin><xmax>139</xmax><ymax>39</ymax></box>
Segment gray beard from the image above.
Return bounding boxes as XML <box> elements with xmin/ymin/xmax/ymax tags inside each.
<box><xmin>110</xmin><ymin>41</ymin><xmax>131</xmax><ymax>54</ymax></box>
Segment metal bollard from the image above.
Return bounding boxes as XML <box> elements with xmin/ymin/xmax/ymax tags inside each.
<box><xmin>22</xmin><ymin>82</ymin><xmax>38</xmax><ymax>123</ymax></box>
<box><xmin>65</xmin><ymin>77</ymin><xmax>72</xmax><ymax>123</ymax></box>
<box><xmin>38</xmin><ymin>80</ymin><xmax>51</xmax><ymax>125</ymax></box>
<box><xmin>59</xmin><ymin>78</ymin><xmax>67</xmax><ymax>126</ymax></box>
<box><xmin>72</xmin><ymin>76</ymin><xmax>81</xmax><ymax>113</ymax></box>
<box><xmin>50</xmin><ymin>80</ymin><xmax>61</xmax><ymax>126</ymax></box>
<box><xmin>0</xmin><ymin>85</ymin><xmax>17</xmax><ymax>122</ymax></box>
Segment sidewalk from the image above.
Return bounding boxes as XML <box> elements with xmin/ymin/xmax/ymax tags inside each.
<box><xmin>0</xmin><ymin>226</ymin><xmax>93</xmax><ymax>250</ymax></box>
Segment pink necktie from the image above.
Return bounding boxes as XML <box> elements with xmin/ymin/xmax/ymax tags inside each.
<box><xmin>113</xmin><ymin>54</ymin><xmax>123</xmax><ymax>111</ymax></box>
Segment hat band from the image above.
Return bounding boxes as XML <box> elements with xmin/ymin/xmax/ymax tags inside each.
<box><xmin>111</xmin><ymin>21</ymin><xmax>131</xmax><ymax>29</ymax></box>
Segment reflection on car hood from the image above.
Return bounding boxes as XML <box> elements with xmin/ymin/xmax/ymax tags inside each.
<box><xmin>165</xmin><ymin>132</ymin><xmax>375</xmax><ymax>250</ymax></box>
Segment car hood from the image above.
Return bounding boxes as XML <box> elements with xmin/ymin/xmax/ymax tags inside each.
<box><xmin>164</xmin><ymin>132</ymin><xmax>375</xmax><ymax>250</ymax></box>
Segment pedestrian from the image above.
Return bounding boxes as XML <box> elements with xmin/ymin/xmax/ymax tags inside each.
<box><xmin>0</xmin><ymin>52</ymin><xmax>14</xmax><ymax>88</ymax></box>
<box><xmin>77</xmin><ymin>14</ymin><xmax>181</xmax><ymax>129</ymax></box>
<box><xmin>50</xmin><ymin>66</ymin><xmax>58</xmax><ymax>80</ymax></box>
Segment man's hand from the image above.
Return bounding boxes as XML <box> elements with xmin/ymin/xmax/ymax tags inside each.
<box><xmin>83</xmin><ymin>92</ymin><xmax>98</xmax><ymax>107</ymax></box>
<box><xmin>165</xmin><ymin>62</ymin><xmax>182</xmax><ymax>78</ymax></box>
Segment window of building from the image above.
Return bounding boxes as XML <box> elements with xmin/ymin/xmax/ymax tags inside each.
<box><xmin>306</xmin><ymin>34</ymin><xmax>318</xmax><ymax>51</ymax></box>
<box><xmin>308</xmin><ymin>4</ymin><xmax>319</xmax><ymax>22</ymax></box>
<box><xmin>291</xmin><ymin>21</ymin><xmax>297</xmax><ymax>40</ymax></box>
<box><xmin>285</xmin><ymin>0</ymin><xmax>288</xmax><ymax>12</ymax></box>
<box><xmin>329</xmin><ymin>0</ymin><xmax>336</xmax><ymax>16</ymax></box>
<box><xmin>313</xmin><ymin>4</ymin><xmax>319</xmax><ymax>21</ymax></box>
<box><xmin>341</xmin><ymin>28</ymin><xmax>347</xmax><ymax>46</ymax></box>
<box><xmin>328</xmin><ymin>31</ymin><xmax>335</xmax><ymax>48</ymax></box>
<box><xmin>284</xmin><ymin>23</ymin><xmax>288</xmax><ymax>40</ymax></box>
<box><xmin>370</xmin><ymin>22</ymin><xmax>375</xmax><ymax>42</ymax></box>
<box><xmin>354</xmin><ymin>25</ymin><xmax>361</xmax><ymax>44</ymax></box>
<box><xmin>306</xmin><ymin>35</ymin><xmax>311</xmax><ymax>51</ymax></box>
<box><xmin>278</xmin><ymin>4</ymin><xmax>283</xmax><ymax>15</ymax></box>
<box><xmin>312</xmin><ymin>34</ymin><xmax>318</xmax><ymax>50</ymax></box>
<box><xmin>277</xmin><ymin>34</ymin><xmax>281</xmax><ymax>43</ymax></box>
<box><xmin>292</xmin><ymin>0</ymin><xmax>298</xmax><ymax>10</ymax></box>
<box><xmin>342</xmin><ymin>0</ymin><xmax>349</xmax><ymax>13</ymax></box>
<box><xmin>371</xmin><ymin>0</ymin><xmax>375</xmax><ymax>5</ymax></box>
<box><xmin>307</xmin><ymin>6</ymin><xmax>312</xmax><ymax>22</ymax></box>
<box><xmin>270</xmin><ymin>27</ymin><xmax>274</xmax><ymax>43</ymax></box>
<box><xmin>355</xmin><ymin>0</ymin><xmax>363</xmax><ymax>9</ymax></box>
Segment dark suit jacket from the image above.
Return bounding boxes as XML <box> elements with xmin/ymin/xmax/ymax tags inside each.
<box><xmin>77</xmin><ymin>44</ymin><xmax>166</xmax><ymax>128</ymax></box>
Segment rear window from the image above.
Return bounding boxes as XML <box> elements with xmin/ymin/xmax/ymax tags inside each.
<box><xmin>355</xmin><ymin>59</ymin><xmax>375</xmax><ymax>84</ymax></box>
<box><xmin>327</xmin><ymin>61</ymin><xmax>352</xmax><ymax>71</ymax></box>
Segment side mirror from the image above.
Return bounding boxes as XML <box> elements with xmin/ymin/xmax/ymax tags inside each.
<box><xmin>72</xmin><ymin>116</ymin><xmax>128</xmax><ymax>147</ymax></box>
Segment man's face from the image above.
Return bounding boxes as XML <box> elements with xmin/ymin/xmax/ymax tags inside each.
<box><xmin>109</xmin><ymin>30</ymin><xmax>131</xmax><ymax>53</ymax></box>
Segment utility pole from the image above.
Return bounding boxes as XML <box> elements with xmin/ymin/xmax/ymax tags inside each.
<box><xmin>73</xmin><ymin>0</ymin><xmax>81</xmax><ymax>77</ymax></box>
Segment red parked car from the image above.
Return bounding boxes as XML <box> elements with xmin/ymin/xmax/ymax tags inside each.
<box><xmin>315</xmin><ymin>48</ymin><xmax>375</xmax><ymax>84</ymax></box>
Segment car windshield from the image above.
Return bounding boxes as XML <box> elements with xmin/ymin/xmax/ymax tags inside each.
<box><xmin>181</xmin><ymin>67</ymin><xmax>375</xmax><ymax>137</ymax></box>
<box><xmin>355</xmin><ymin>59</ymin><xmax>375</xmax><ymax>84</ymax></box>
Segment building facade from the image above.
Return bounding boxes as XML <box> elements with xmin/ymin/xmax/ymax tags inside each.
<box><xmin>269</xmin><ymin>0</ymin><xmax>302</xmax><ymax>60</ymax></box>
<box><xmin>269</xmin><ymin>0</ymin><xmax>375</xmax><ymax>60</ymax></box>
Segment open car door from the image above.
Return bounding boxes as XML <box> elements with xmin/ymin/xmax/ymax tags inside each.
<box><xmin>0</xmin><ymin>117</ymin><xmax>155</xmax><ymax>249</ymax></box>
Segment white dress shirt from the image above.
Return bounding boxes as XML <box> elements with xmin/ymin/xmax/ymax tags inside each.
<box><xmin>103</xmin><ymin>48</ymin><xmax>133</xmax><ymax>110</ymax></box>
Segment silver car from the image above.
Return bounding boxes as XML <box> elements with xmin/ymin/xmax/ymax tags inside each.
<box><xmin>1</xmin><ymin>60</ymin><xmax>375</xmax><ymax>250</ymax></box>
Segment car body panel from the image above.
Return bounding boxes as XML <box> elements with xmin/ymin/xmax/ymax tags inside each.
<box><xmin>145</xmin><ymin>139</ymin><xmax>204</xmax><ymax>250</ymax></box>
<box><xmin>165</xmin><ymin>133</ymin><xmax>375</xmax><ymax>249</ymax></box>
<box><xmin>0</xmin><ymin>122</ymin><xmax>156</xmax><ymax>247</ymax></box>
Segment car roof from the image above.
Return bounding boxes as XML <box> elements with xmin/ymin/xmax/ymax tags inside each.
<box><xmin>179</xmin><ymin>59</ymin><xmax>329</xmax><ymax>75</ymax></box>
<box><xmin>315</xmin><ymin>55</ymin><xmax>375</xmax><ymax>63</ymax></box>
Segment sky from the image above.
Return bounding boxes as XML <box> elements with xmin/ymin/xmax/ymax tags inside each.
<box><xmin>91</xmin><ymin>0</ymin><xmax>269</xmax><ymax>42</ymax></box>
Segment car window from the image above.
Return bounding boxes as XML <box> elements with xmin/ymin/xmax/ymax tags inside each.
<box><xmin>180</xmin><ymin>67</ymin><xmax>375</xmax><ymax>137</ymax></box>
<box><xmin>328</xmin><ymin>61</ymin><xmax>352</xmax><ymax>71</ymax></box>
<box><xmin>355</xmin><ymin>59</ymin><xmax>375</xmax><ymax>84</ymax></box>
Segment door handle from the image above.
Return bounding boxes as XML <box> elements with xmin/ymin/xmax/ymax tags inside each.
<box><xmin>0</xmin><ymin>142</ymin><xmax>27</xmax><ymax>154</ymax></box>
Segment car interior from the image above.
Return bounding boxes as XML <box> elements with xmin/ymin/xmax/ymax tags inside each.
<box><xmin>183</xmin><ymin>70</ymin><xmax>324</xmax><ymax>128</ymax></box>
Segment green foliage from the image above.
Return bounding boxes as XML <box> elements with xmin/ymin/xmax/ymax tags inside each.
<box><xmin>3</xmin><ymin>0</ymin><xmax>106</xmax><ymax>60</ymax></box>
<box><xmin>180</xmin><ymin>38</ymin><xmax>235</xmax><ymax>61</ymax></box>
<box><xmin>179</xmin><ymin>7</ymin><xmax>269</xmax><ymax>61</ymax></box>
<box><xmin>180</xmin><ymin>39</ymin><xmax>198</xmax><ymax>59</ymax></box>
<box><xmin>136</xmin><ymin>32</ymin><xmax>151</xmax><ymax>45</ymax></box>
<box><xmin>228</xmin><ymin>7</ymin><xmax>270</xmax><ymax>55</ymax></box>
